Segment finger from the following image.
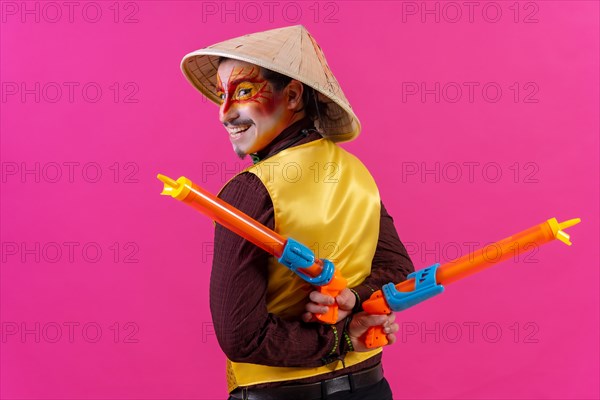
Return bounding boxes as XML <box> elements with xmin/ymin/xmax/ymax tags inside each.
<box><xmin>302</xmin><ymin>312</ymin><xmax>317</xmax><ymax>323</ymax></box>
<box><xmin>382</xmin><ymin>313</ymin><xmax>396</xmax><ymax>328</ymax></box>
<box><xmin>387</xmin><ymin>313</ymin><xmax>396</xmax><ymax>324</ymax></box>
<box><xmin>306</xmin><ymin>303</ymin><xmax>330</xmax><ymax>315</ymax></box>
<box><xmin>309</xmin><ymin>291</ymin><xmax>334</xmax><ymax>305</ymax></box>
<box><xmin>355</xmin><ymin>313</ymin><xmax>388</xmax><ymax>329</ymax></box>
<box><xmin>386</xmin><ymin>333</ymin><xmax>397</xmax><ymax>345</ymax></box>
<box><xmin>383</xmin><ymin>322</ymin><xmax>399</xmax><ymax>334</ymax></box>
<box><xmin>336</xmin><ymin>289</ymin><xmax>355</xmax><ymax>309</ymax></box>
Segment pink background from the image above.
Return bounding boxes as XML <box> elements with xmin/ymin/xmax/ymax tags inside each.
<box><xmin>1</xmin><ymin>1</ymin><xmax>598</xmax><ymax>399</ymax></box>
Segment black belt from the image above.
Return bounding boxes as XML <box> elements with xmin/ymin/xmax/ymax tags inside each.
<box><xmin>229</xmin><ymin>362</ymin><xmax>384</xmax><ymax>400</ymax></box>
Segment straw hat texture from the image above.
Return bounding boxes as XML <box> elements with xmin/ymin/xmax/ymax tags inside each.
<box><xmin>180</xmin><ymin>25</ymin><xmax>361</xmax><ymax>142</ymax></box>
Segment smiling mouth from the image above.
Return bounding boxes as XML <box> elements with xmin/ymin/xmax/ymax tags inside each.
<box><xmin>227</xmin><ymin>125</ymin><xmax>252</xmax><ymax>139</ymax></box>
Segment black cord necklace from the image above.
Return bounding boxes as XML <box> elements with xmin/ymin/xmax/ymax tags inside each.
<box><xmin>250</xmin><ymin>128</ymin><xmax>317</xmax><ymax>164</ymax></box>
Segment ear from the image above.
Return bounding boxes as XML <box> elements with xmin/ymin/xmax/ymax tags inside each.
<box><xmin>285</xmin><ymin>80</ymin><xmax>304</xmax><ymax>111</ymax></box>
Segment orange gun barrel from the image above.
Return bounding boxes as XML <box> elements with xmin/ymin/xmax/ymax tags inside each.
<box><xmin>437</xmin><ymin>217</ymin><xmax>579</xmax><ymax>285</ymax></box>
<box><xmin>159</xmin><ymin>174</ymin><xmax>286</xmax><ymax>256</ymax></box>
<box><xmin>362</xmin><ymin>217</ymin><xmax>580</xmax><ymax>348</ymax></box>
<box><xmin>157</xmin><ymin>174</ymin><xmax>346</xmax><ymax>323</ymax></box>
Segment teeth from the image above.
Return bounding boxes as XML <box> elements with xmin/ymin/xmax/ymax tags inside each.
<box><xmin>228</xmin><ymin>125</ymin><xmax>251</xmax><ymax>134</ymax></box>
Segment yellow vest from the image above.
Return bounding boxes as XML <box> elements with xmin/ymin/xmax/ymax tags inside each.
<box><xmin>221</xmin><ymin>138</ymin><xmax>382</xmax><ymax>392</ymax></box>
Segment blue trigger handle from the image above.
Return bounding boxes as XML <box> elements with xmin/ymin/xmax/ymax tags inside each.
<box><xmin>278</xmin><ymin>238</ymin><xmax>334</xmax><ymax>286</ymax></box>
<box><xmin>382</xmin><ymin>263</ymin><xmax>445</xmax><ymax>312</ymax></box>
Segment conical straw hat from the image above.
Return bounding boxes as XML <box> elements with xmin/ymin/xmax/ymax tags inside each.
<box><xmin>180</xmin><ymin>25</ymin><xmax>361</xmax><ymax>142</ymax></box>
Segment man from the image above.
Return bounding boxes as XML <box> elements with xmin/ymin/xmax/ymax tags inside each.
<box><xmin>180</xmin><ymin>25</ymin><xmax>415</xmax><ymax>399</ymax></box>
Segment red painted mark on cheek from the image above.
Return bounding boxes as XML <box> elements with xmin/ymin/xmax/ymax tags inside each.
<box><xmin>259</xmin><ymin>90</ymin><xmax>280</xmax><ymax>115</ymax></box>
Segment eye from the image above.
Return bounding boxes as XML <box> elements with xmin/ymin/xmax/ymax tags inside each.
<box><xmin>235</xmin><ymin>85</ymin><xmax>254</xmax><ymax>100</ymax></box>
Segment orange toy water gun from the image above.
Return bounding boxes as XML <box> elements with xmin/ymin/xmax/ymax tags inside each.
<box><xmin>157</xmin><ymin>174</ymin><xmax>347</xmax><ymax>324</ymax></box>
<box><xmin>158</xmin><ymin>174</ymin><xmax>580</xmax><ymax>350</ymax></box>
<box><xmin>361</xmin><ymin>217</ymin><xmax>581</xmax><ymax>348</ymax></box>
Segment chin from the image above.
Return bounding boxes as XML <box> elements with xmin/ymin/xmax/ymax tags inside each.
<box><xmin>232</xmin><ymin>144</ymin><xmax>248</xmax><ymax>160</ymax></box>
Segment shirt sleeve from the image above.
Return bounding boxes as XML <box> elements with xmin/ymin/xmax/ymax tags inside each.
<box><xmin>350</xmin><ymin>201</ymin><xmax>416</xmax><ymax>311</ymax></box>
<box><xmin>209</xmin><ymin>172</ymin><xmax>346</xmax><ymax>368</ymax></box>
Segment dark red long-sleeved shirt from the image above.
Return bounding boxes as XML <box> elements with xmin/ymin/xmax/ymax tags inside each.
<box><xmin>210</xmin><ymin>116</ymin><xmax>415</xmax><ymax>388</ymax></box>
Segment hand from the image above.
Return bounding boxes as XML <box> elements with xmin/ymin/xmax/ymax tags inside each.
<box><xmin>347</xmin><ymin>312</ymin><xmax>398</xmax><ymax>352</ymax></box>
<box><xmin>302</xmin><ymin>288</ymin><xmax>357</xmax><ymax>323</ymax></box>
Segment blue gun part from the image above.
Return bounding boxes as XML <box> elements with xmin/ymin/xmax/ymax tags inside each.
<box><xmin>382</xmin><ymin>263</ymin><xmax>445</xmax><ymax>312</ymax></box>
<box><xmin>278</xmin><ymin>237</ymin><xmax>334</xmax><ymax>286</ymax></box>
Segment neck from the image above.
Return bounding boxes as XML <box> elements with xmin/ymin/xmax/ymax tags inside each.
<box><xmin>251</xmin><ymin>114</ymin><xmax>316</xmax><ymax>163</ymax></box>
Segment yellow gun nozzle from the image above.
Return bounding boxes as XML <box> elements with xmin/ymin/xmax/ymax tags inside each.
<box><xmin>547</xmin><ymin>217</ymin><xmax>581</xmax><ymax>246</ymax></box>
<box><xmin>558</xmin><ymin>218</ymin><xmax>581</xmax><ymax>230</ymax></box>
<box><xmin>157</xmin><ymin>173</ymin><xmax>192</xmax><ymax>200</ymax></box>
<box><xmin>157</xmin><ymin>174</ymin><xmax>180</xmax><ymax>196</ymax></box>
<box><xmin>556</xmin><ymin>230</ymin><xmax>572</xmax><ymax>246</ymax></box>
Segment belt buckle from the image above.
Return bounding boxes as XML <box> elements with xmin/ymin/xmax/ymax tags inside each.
<box><xmin>321</xmin><ymin>374</ymin><xmax>352</xmax><ymax>398</ymax></box>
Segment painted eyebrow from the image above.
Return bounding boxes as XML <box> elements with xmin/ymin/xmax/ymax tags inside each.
<box><xmin>216</xmin><ymin>77</ymin><xmax>261</xmax><ymax>92</ymax></box>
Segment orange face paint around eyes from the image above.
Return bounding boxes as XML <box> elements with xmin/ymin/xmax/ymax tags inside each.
<box><xmin>216</xmin><ymin>65</ymin><xmax>275</xmax><ymax>115</ymax></box>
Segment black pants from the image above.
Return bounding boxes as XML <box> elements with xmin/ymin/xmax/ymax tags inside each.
<box><xmin>227</xmin><ymin>377</ymin><xmax>393</xmax><ymax>400</ymax></box>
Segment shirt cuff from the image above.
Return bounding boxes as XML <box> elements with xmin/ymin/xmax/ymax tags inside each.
<box><xmin>320</xmin><ymin>318</ymin><xmax>349</xmax><ymax>365</ymax></box>
<box><xmin>350</xmin><ymin>284</ymin><xmax>378</xmax><ymax>312</ymax></box>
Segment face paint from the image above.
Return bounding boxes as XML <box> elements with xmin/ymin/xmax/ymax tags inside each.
<box><xmin>216</xmin><ymin>68</ymin><xmax>271</xmax><ymax>110</ymax></box>
<box><xmin>216</xmin><ymin>59</ymin><xmax>301</xmax><ymax>159</ymax></box>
